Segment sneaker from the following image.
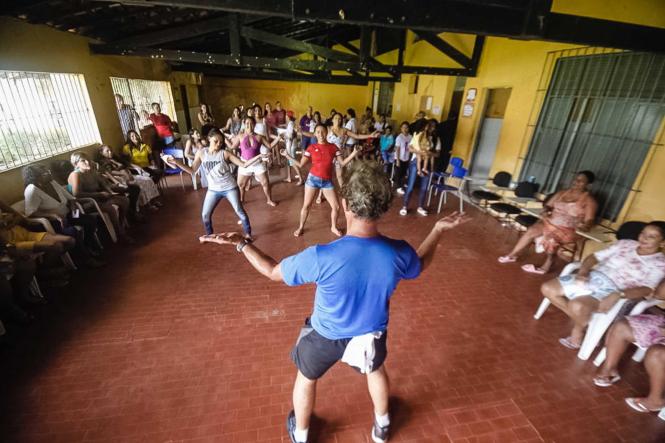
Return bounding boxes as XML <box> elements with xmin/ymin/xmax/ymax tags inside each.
<box><xmin>399</xmin><ymin>207</ymin><xmax>407</xmax><ymax>216</ymax></box>
<box><xmin>286</xmin><ymin>410</ymin><xmax>306</xmax><ymax>443</ymax></box>
<box><xmin>396</xmin><ymin>187</ymin><xmax>405</xmax><ymax>195</ymax></box>
<box><xmin>416</xmin><ymin>207</ymin><xmax>429</xmax><ymax>216</ymax></box>
<box><xmin>371</xmin><ymin>420</ymin><xmax>390</xmax><ymax>443</ymax></box>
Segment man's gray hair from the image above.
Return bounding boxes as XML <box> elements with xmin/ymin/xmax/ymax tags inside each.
<box><xmin>340</xmin><ymin>161</ymin><xmax>393</xmax><ymax>220</ymax></box>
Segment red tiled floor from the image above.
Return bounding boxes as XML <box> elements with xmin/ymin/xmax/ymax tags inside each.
<box><xmin>1</xmin><ymin>174</ymin><xmax>664</xmax><ymax>442</ymax></box>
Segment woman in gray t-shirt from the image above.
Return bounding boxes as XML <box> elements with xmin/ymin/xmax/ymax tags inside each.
<box><xmin>162</xmin><ymin>130</ymin><xmax>265</xmax><ymax>239</ymax></box>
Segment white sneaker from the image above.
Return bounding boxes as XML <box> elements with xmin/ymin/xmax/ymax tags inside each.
<box><xmin>396</xmin><ymin>187</ymin><xmax>405</xmax><ymax>195</ymax></box>
<box><xmin>237</xmin><ymin>220</ymin><xmax>242</xmax><ymax>225</ymax></box>
<box><xmin>399</xmin><ymin>207</ymin><xmax>407</xmax><ymax>216</ymax></box>
<box><xmin>416</xmin><ymin>207</ymin><xmax>429</xmax><ymax>216</ymax></box>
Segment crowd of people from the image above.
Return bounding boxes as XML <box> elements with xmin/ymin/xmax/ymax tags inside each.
<box><xmin>1</xmin><ymin>97</ymin><xmax>664</xmax><ymax>443</ymax></box>
<box><xmin>0</xmin><ymin>120</ymin><xmax>168</xmax><ymax>339</ymax></box>
<box><xmin>154</xmin><ymin>99</ymin><xmax>665</xmax><ymax>440</ymax></box>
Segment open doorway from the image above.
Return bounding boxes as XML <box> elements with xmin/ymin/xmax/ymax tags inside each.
<box><xmin>469</xmin><ymin>87</ymin><xmax>512</xmax><ymax>180</ymax></box>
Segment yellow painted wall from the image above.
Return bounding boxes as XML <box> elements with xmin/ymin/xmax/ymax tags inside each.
<box><xmin>372</xmin><ymin>31</ymin><xmax>474</xmax><ymax>123</ymax></box>
<box><xmin>390</xmin><ymin>74</ymin><xmax>457</xmax><ymax>124</ymax></box>
<box><xmin>0</xmin><ymin>17</ymin><xmax>197</xmax><ymax>203</ymax></box>
<box><xmin>449</xmin><ymin>33</ymin><xmax>665</xmax><ymax>225</ymax></box>
<box><xmin>203</xmin><ymin>77</ymin><xmax>373</xmax><ymax>121</ymax></box>
<box><xmin>552</xmin><ymin>0</ymin><xmax>665</xmax><ymax>28</ymax></box>
<box><xmin>451</xmin><ymin>37</ymin><xmax>577</xmax><ymax>175</ymax></box>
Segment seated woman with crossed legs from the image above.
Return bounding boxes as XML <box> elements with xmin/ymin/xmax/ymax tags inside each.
<box><xmin>67</xmin><ymin>152</ymin><xmax>133</xmax><ymax>244</ymax></box>
<box><xmin>540</xmin><ymin>221</ymin><xmax>665</xmax><ymax>350</ymax></box>
<box><xmin>499</xmin><ymin>171</ymin><xmax>597</xmax><ymax>274</ymax></box>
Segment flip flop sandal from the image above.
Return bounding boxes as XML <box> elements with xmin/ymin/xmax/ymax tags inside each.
<box><xmin>625</xmin><ymin>398</ymin><xmax>664</xmax><ymax>413</ymax></box>
<box><xmin>498</xmin><ymin>255</ymin><xmax>517</xmax><ymax>264</ymax></box>
<box><xmin>558</xmin><ymin>337</ymin><xmax>581</xmax><ymax>350</ymax></box>
<box><xmin>593</xmin><ymin>374</ymin><xmax>621</xmax><ymax>387</ymax></box>
<box><xmin>522</xmin><ymin>264</ymin><xmax>547</xmax><ymax>274</ymax></box>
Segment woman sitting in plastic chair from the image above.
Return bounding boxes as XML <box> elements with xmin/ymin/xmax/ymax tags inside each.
<box><xmin>539</xmin><ymin>221</ymin><xmax>665</xmax><ymax>350</ymax></box>
<box><xmin>593</xmin><ymin>285</ymin><xmax>665</xmax><ymax>415</ymax></box>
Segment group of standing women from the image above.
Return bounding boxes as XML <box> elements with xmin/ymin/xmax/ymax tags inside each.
<box><xmin>161</xmin><ymin>103</ymin><xmax>394</xmax><ymax>242</ymax></box>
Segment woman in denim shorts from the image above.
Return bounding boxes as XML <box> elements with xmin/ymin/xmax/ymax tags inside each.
<box><xmin>282</xmin><ymin>124</ymin><xmax>360</xmax><ymax>237</ymax></box>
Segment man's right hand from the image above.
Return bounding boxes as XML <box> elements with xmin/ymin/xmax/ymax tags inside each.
<box><xmin>199</xmin><ymin>232</ymin><xmax>244</xmax><ymax>246</ymax></box>
<box><xmin>434</xmin><ymin>211</ymin><xmax>470</xmax><ymax>232</ymax></box>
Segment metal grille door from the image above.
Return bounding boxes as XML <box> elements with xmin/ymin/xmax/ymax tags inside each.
<box><xmin>520</xmin><ymin>51</ymin><xmax>665</xmax><ymax>220</ymax></box>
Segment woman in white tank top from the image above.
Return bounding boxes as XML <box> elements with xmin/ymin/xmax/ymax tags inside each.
<box><xmin>161</xmin><ymin>129</ymin><xmax>265</xmax><ymax>240</ymax></box>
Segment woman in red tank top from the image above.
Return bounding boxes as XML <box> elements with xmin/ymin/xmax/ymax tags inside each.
<box><xmin>282</xmin><ymin>124</ymin><xmax>360</xmax><ymax>237</ymax></box>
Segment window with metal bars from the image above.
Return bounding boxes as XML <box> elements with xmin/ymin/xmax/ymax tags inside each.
<box><xmin>520</xmin><ymin>51</ymin><xmax>665</xmax><ymax>221</ymax></box>
<box><xmin>0</xmin><ymin>71</ymin><xmax>101</xmax><ymax>172</ymax></box>
<box><xmin>110</xmin><ymin>77</ymin><xmax>177</xmax><ymax>139</ymax></box>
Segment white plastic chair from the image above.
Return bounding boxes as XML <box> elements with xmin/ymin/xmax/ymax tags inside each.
<box><xmin>74</xmin><ymin>197</ymin><xmax>118</xmax><ymax>243</ymax></box>
<box><xmin>11</xmin><ymin>200</ymin><xmax>77</xmax><ymax>270</ymax></box>
<box><xmin>579</xmin><ymin>299</ymin><xmax>662</xmax><ymax>361</ymax></box>
<box><xmin>29</xmin><ymin>276</ymin><xmax>45</xmax><ymax>300</ymax></box>
<box><xmin>592</xmin><ymin>299</ymin><xmax>664</xmax><ymax>366</ymax></box>
<box><xmin>161</xmin><ymin>148</ymin><xmax>187</xmax><ymax>191</ymax></box>
<box><xmin>533</xmin><ymin>262</ymin><xmax>581</xmax><ymax>319</ymax></box>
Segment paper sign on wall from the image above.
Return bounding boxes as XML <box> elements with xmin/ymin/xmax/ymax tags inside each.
<box><xmin>462</xmin><ymin>103</ymin><xmax>474</xmax><ymax>117</ymax></box>
<box><xmin>432</xmin><ymin>105</ymin><xmax>441</xmax><ymax>115</ymax></box>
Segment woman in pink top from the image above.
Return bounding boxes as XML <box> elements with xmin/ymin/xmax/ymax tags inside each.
<box><xmin>226</xmin><ymin>116</ymin><xmax>279</xmax><ymax>206</ymax></box>
<box><xmin>540</xmin><ymin>221</ymin><xmax>665</xmax><ymax>350</ymax></box>
<box><xmin>498</xmin><ymin>171</ymin><xmax>598</xmax><ymax>274</ymax></box>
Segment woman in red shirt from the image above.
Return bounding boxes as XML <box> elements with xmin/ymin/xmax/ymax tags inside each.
<box><xmin>282</xmin><ymin>124</ymin><xmax>359</xmax><ymax>237</ymax></box>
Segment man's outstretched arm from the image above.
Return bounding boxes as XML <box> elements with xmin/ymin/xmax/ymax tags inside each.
<box><xmin>200</xmin><ymin>233</ymin><xmax>283</xmax><ymax>282</ymax></box>
<box><xmin>417</xmin><ymin>212</ymin><xmax>470</xmax><ymax>273</ymax></box>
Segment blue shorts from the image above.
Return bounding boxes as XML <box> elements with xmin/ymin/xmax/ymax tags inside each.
<box><xmin>305</xmin><ymin>174</ymin><xmax>334</xmax><ymax>189</ymax></box>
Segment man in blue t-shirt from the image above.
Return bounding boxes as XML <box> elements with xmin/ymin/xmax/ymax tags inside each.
<box><xmin>200</xmin><ymin>161</ymin><xmax>468</xmax><ymax>443</ymax></box>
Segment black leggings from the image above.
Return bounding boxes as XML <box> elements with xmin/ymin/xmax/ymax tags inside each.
<box><xmin>394</xmin><ymin>162</ymin><xmax>409</xmax><ymax>188</ymax></box>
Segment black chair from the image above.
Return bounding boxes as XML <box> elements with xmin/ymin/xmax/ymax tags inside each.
<box><xmin>471</xmin><ymin>171</ymin><xmax>512</xmax><ymax>208</ymax></box>
<box><xmin>616</xmin><ymin>221</ymin><xmax>647</xmax><ymax>240</ymax></box>
<box><xmin>489</xmin><ymin>181</ymin><xmax>540</xmax><ymax>225</ymax></box>
<box><xmin>514</xmin><ymin>214</ymin><xmax>539</xmax><ymax>230</ymax></box>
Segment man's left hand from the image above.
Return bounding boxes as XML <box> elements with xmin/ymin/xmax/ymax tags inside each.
<box><xmin>435</xmin><ymin>211</ymin><xmax>471</xmax><ymax>232</ymax></box>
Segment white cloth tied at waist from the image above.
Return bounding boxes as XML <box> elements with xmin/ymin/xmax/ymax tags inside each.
<box><xmin>341</xmin><ymin>331</ymin><xmax>383</xmax><ymax>374</ymax></box>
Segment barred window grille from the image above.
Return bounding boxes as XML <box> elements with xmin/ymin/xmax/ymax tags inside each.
<box><xmin>110</xmin><ymin>77</ymin><xmax>176</xmax><ymax>139</ymax></box>
<box><xmin>0</xmin><ymin>71</ymin><xmax>101</xmax><ymax>172</ymax></box>
<box><xmin>520</xmin><ymin>51</ymin><xmax>665</xmax><ymax>221</ymax></box>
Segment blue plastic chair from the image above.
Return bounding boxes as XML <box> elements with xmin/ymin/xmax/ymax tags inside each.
<box><xmin>161</xmin><ymin>148</ymin><xmax>186</xmax><ymax>191</ymax></box>
<box><xmin>427</xmin><ymin>165</ymin><xmax>468</xmax><ymax>213</ymax></box>
<box><xmin>450</xmin><ymin>157</ymin><xmax>464</xmax><ymax>169</ymax></box>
